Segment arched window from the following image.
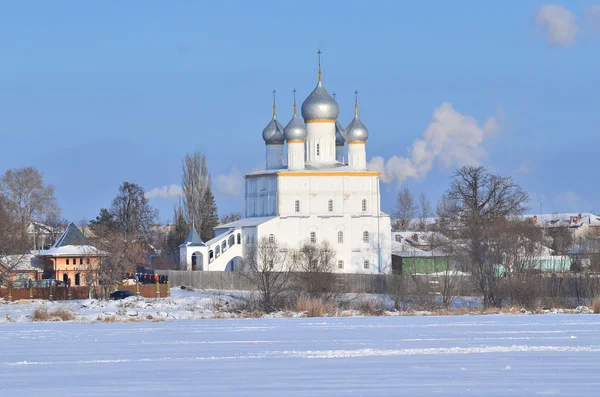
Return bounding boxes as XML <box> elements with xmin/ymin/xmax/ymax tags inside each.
<box><xmin>337</xmin><ymin>260</ymin><xmax>344</xmax><ymax>269</ymax></box>
<box><xmin>310</xmin><ymin>231</ymin><xmax>316</xmax><ymax>244</ymax></box>
<box><xmin>364</xmin><ymin>260</ymin><xmax>370</xmax><ymax>269</ymax></box>
<box><xmin>63</xmin><ymin>273</ymin><xmax>68</xmax><ymax>283</ymax></box>
<box><xmin>74</xmin><ymin>273</ymin><xmax>80</xmax><ymax>286</ymax></box>
<box><xmin>328</xmin><ymin>199</ymin><xmax>333</xmax><ymax>212</ymax></box>
<box><xmin>222</xmin><ymin>241</ymin><xmax>227</xmax><ymax>252</ymax></box>
<box><xmin>361</xmin><ymin>199</ymin><xmax>367</xmax><ymax>212</ymax></box>
<box><xmin>237</xmin><ymin>233</ymin><xmax>241</xmax><ymax>244</ymax></box>
<box><xmin>295</xmin><ymin>200</ymin><xmax>300</xmax><ymax>212</ymax></box>
<box><xmin>337</xmin><ymin>230</ymin><xmax>344</xmax><ymax>244</ymax></box>
<box><xmin>209</xmin><ymin>250</ymin><xmax>214</xmax><ymax>262</ymax></box>
<box><xmin>268</xmin><ymin>234</ymin><xmax>275</xmax><ymax>244</ymax></box>
<box><xmin>228</xmin><ymin>234</ymin><xmax>235</xmax><ymax>246</ymax></box>
<box><xmin>215</xmin><ymin>246</ymin><xmax>221</xmax><ymax>257</ymax></box>
<box><xmin>363</xmin><ymin>231</ymin><xmax>369</xmax><ymax>243</ymax></box>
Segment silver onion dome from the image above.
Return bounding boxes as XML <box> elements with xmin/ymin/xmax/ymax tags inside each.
<box><xmin>262</xmin><ymin>118</ymin><xmax>285</xmax><ymax>144</ymax></box>
<box><xmin>335</xmin><ymin>121</ymin><xmax>346</xmax><ymax>145</ymax></box>
<box><xmin>284</xmin><ymin>89</ymin><xmax>307</xmax><ymax>141</ymax></box>
<box><xmin>345</xmin><ymin>91</ymin><xmax>368</xmax><ymax>142</ymax></box>
<box><xmin>263</xmin><ymin>89</ymin><xmax>286</xmax><ymax>144</ymax></box>
<box><xmin>301</xmin><ymin>79</ymin><xmax>339</xmax><ymax>122</ymax></box>
<box><xmin>284</xmin><ymin>114</ymin><xmax>307</xmax><ymax>141</ymax></box>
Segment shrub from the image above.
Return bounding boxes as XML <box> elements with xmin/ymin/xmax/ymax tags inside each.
<box><xmin>53</xmin><ymin>307</ymin><xmax>75</xmax><ymax>321</ymax></box>
<box><xmin>351</xmin><ymin>298</ymin><xmax>387</xmax><ymax>316</ymax></box>
<box><xmin>31</xmin><ymin>307</ymin><xmax>74</xmax><ymax>321</ymax></box>
<box><xmin>295</xmin><ymin>297</ymin><xmax>335</xmax><ymax>317</ymax></box>
<box><xmin>32</xmin><ymin>307</ymin><xmax>51</xmax><ymax>321</ymax></box>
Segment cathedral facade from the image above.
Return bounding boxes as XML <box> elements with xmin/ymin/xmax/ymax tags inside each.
<box><xmin>180</xmin><ymin>60</ymin><xmax>392</xmax><ymax>274</ymax></box>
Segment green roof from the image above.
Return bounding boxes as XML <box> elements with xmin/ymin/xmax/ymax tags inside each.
<box><xmin>53</xmin><ymin>223</ymin><xmax>90</xmax><ymax>247</ymax></box>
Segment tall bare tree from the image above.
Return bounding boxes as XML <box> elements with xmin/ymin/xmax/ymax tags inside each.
<box><xmin>439</xmin><ymin>166</ymin><xmax>529</xmax><ymax>308</ymax></box>
<box><xmin>241</xmin><ymin>237</ymin><xmax>292</xmax><ymax>312</ymax></box>
<box><xmin>395</xmin><ymin>187</ymin><xmax>417</xmax><ymax>231</ymax></box>
<box><xmin>182</xmin><ymin>152</ymin><xmax>210</xmax><ymax>229</ymax></box>
<box><xmin>0</xmin><ymin>195</ymin><xmax>30</xmax><ymax>286</ymax></box>
<box><xmin>417</xmin><ymin>193</ymin><xmax>432</xmax><ymax>231</ymax></box>
<box><xmin>0</xmin><ymin>167</ymin><xmax>60</xmax><ymax>240</ymax></box>
<box><xmin>109</xmin><ymin>182</ymin><xmax>158</xmax><ymax>239</ymax></box>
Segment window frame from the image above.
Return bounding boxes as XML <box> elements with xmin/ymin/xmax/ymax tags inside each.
<box><xmin>363</xmin><ymin>231</ymin><xmax>369</xmax><ymax>243</ymax></box>
<box><xmin>328</xmin><ymin>199</ymin><xmax>333</xmax><ymax>212</ymax></box>
<box><xmin>310</xmin><ymin>231</ymin><xmax>316</xmax><ymax>244</ymax></box>
<box><xmin>363</xmin><ymin>260</ymin><xmax>369</xmax><ymax>269</ymax></box>
<box><xmin>295</xmin><ymin>200</ymin><xmax>300</xmax><ymax>213</ymax></box>
<box><xmin>337</xmin><ymin>230</ymin><xmax>343</xmax><ymax>244</ymax></box>
<box><xmin>361</xmin><ymin>199</ymin><xmax>367</xmax><ymax>212</ymax></box>
<box><xmin>337</xmin><ymin>260</ymin><xmax>344</xmax><ymax>269</ymax></box>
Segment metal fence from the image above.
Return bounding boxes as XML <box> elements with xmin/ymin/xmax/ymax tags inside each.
<box><xmin>156</xmin><ymin>270</ymin><xmax>600</xmax><ymax>301</ymax></box>
<box><xmin>156</xmin><ymin>270</ymin><xmax>477</xmax><ymax>295</ymax></box>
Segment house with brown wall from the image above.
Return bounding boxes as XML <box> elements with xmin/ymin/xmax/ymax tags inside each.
<box><xmin>38</xmin><ymin>223</ymin><xmax>103</xmax><ymax>286</ymax></box>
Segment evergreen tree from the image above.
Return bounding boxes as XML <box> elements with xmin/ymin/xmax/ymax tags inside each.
<box><xmin>200</xmin><ymin>187</ymin><xmax>218</xmax><ymax>242</ymax></box>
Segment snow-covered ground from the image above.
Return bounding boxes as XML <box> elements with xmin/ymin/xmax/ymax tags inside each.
<box><xmin>2</xmin><ymin>315</ymin><xmax>600</xmax><ymax>396</ymax></box>
<box><xmin>0</xmin><ymin>288</ymin><xmax>251</xmax><ymax>323</ymax></box>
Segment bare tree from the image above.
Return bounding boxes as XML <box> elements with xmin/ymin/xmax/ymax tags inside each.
<box><xmin>109</xmin><ymin>182</ymin><xmax>158</xmax><ymax>239</ymax></box>
<box><xmin>291</xmin><ymin>241</ymin><xmax>339</xmax><ymax>302</ymax></box>
<box><xmin>0</xmin><ymin>167</ymin><xmax>60</xmax><ymax>241</ymax></box>
<box><xmin>439</xmin><ymin>166</ymin><xmax>529</xmax><ymax>308</ymax></box>
<box><xmin>418</xmin><ymin>193</ymin><xmax>432</xmax><ymax>231</ymax></box>
<box><xmin>0</xmin><ymin>195</ymin><xmax>30</xmax><ymax>286</ymax></box>
<box><xmin>167</xmin><ymin>202</ymin><xmax>188</xmax><ymax>252</ymax></box>
<box><xmin>182</xmin><ymin>152</ymin><xmax>210</xmax><ymax>231</ymax></box>
<box><xmin>241</xmin><ymin>237</ymin><xmax>292</xmax><ymax>312</ymax></box>
<box><xmin>41</xmin><ymin>214</ymin><xmax>69</xmax><ymax>248</ymax></box>
<box><xmin>395</xmin><ymin>187</ymin><xmax>417</xmax><ymax>231</ymax></box>
<box><xmin>220</xmin><ymin>212</ymin><xmax>244</xmax><ymax>225</ymax></box>
<box><xmin>87</xmin><ymin>233</ymin><xmax>145</xmax><ymax>298</ymax></box>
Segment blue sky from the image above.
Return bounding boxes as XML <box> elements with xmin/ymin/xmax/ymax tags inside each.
<box><xmin>1</xmin><ymin>1</ymin><xmax>599</xmax><ymax>223</ymax></box>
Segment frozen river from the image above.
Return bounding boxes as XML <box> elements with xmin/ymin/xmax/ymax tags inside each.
<box><xmin>2</xmin><ymin>315</ymin><xmax>600</xmax><ymax>396</ymax></box>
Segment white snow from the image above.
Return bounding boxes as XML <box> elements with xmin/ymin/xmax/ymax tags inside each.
<box><xmin>2</xmin><ymin>315</ymin><xmax>600</xmax><ymax>395</ymax></box>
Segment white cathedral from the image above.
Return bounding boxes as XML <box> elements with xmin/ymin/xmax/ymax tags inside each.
<box><xmin>180</xmin><ymin>58</ymin><xmax>392</xmax><ymax>274</ymax></box>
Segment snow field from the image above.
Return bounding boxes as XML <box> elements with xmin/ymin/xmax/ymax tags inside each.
<box><xmin>2</xmin><ymin>315</ymin><xmax>600</xmax><ymax>396</ymax></box>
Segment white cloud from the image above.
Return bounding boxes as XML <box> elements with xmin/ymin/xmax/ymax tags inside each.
<box><xmin>145</xmin><ymin>184</ymin><xmax>182</xmax><ymax>199</ymax></box>
<box><xmin>536</xmin><ymin>4</ymin><xmax>578</xmax><ymax>47</ymax></box>
<box><xmin>368</xmin><ymin>102</ymin><xmax>500</xmax><ymax>184</ymax></box>
<box><xmin>215</xmin><ymin>168</ymin><xmax>243</xmax><ymax>197</ymax></box>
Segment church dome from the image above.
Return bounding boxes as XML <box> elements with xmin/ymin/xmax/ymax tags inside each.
<box><xmin>284</xmin><ymin>114</ymin><xmax>307</xmax><ymax>141</ymax></box>
<box><xmin>262</xmin><ymin>118</ymin><xmax>285</xmax><ymax>144</ymax></box>
<box><xmin>335</xmin><ymin>121</ymin><xmax>346</xmax><ymax>145</ymax></box>
<box><xmin>262</xmin><ymin>90</ymin><xmax>285</xmax><ymax>144</ymax></box>
<box><xmin>345</xmin><ymin>92</ymin><xmax>368</xmax><ymax>142</ymax></box>
<box><xmin>301</xmin><ymin>79</ymin><xmax>339</xmax><ymax>122</ymax></box>
<box><xmin>284</xmin><ymin>90</ymin><xmax>307</xmax><ymax>141</ymax></box>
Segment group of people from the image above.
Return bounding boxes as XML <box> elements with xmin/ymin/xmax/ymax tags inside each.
<box><xmin>125</xmin><ymin>273</ymin><xmax>169</xmax><ymax>285</ymax></box>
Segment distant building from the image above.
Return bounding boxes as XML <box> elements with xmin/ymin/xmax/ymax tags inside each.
<box><xmin>522</xmin><ymin>213</ymin><xmax>600</xmax><ymax>237</ymax></box>
<box><xmin>0</xmin><ymin>254</ymin><xmax>44</xmax><ymax>285</ymax></box>
<box><xmin>38</xmin><ymin>223</ymin><xmax>103</xmax><ymax>286</ymax></box>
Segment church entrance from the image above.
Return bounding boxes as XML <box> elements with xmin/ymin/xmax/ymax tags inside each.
<box><xmin>191</xmin><ymin>252</ymin><xmax>203</xmax><ymax>271</ymax></box>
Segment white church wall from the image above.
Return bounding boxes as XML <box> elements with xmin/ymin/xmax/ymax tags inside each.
<box><xmin>305</xmin><ymin>123</ymin><xmax>336</xmax><ymax>163</ymax></box>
